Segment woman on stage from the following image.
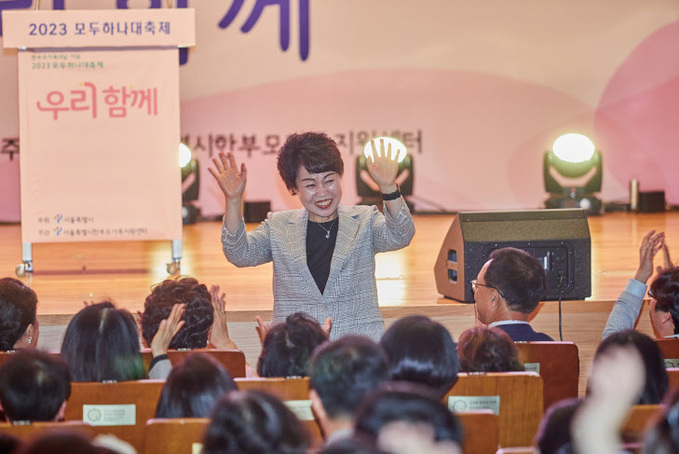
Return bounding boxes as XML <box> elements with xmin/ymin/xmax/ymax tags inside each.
<box><xmin>209</xmin><ymin>132</ymin><xmax>415</xmax><ymax>341</ymax></box>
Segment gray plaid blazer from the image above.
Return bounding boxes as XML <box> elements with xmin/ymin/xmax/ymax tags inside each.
<box><xmin>222</xmin><ymin>203</ymin><xmax>415</xmax><ymax>341</ymax></box>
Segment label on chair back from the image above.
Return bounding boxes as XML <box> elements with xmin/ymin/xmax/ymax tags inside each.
<box><xmin>284</xmin><ymin>400</ymin><xmax>315</xmax><ymax>421</ymax></box>
<box><xmin>524</xmin><ymin>362</ymin><xmax>540</xmax><ymax>374</ymax></box>
<box><xmin>447</xmin><ymin>396</ymin><xmax>500</xmax><ymax>415</ymax></box>
<box><xmin>82</xmin><ymin>404</ymin><xmax>136</xmax><ymax>426</ymax></box>
<box><xmin>664</xmin><ymin>359</ymin><xmax>679</xmax><ymax>368</ymax></box>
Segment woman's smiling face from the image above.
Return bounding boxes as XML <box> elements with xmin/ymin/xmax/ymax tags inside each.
<box><xmin>295</xmin><ymin>165</ymin><xmax>342</xmax><ymax>223</ymax></box>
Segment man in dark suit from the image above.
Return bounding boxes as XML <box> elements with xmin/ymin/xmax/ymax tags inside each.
<box><xmin>472</xmin><ymin>247</ymin><xmax>553</xmax><ymax>341</ymax></box>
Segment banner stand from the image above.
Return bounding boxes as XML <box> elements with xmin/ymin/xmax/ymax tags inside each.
<box><xmin>2</xmin><ymin>8</ymin><xmax>195</xmax><ymax>276</ymax></box>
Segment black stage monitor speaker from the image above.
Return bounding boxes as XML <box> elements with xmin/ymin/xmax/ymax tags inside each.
<box><xmin>434</xmin><ymin>209</ymin><xmax>591</xmax><ymax>303</ymax></box>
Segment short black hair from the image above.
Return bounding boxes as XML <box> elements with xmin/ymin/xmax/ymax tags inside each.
<box><xmin>594</xmin><ymin>330</ymin><xmax>667</xmax><ymax>405</ymax></box>
<box><xmin>0</xmin><ymin>350</ymin><xmax>71</xmax><ymax>422</ymax></box>
<box><xmin>257</xmin><ymin>312</ymin><xmax>328</xmax><ymax>378</ymax></box>
<box><xmin>457</xmin><ymin>327</ymin><xmax>525</xmax><ymax>373</ymax></box>
<box><xmin>140</xmin><ymin>277</ymin><xmax>213</xmax><ymax>349</ymax></box>
<box><xmin>309</xmin><ymin>336</ymin><xmax>389</xmax><ymax>418</ymax></box>
<box><xmin>355</xmin><ymin>382</ymin><xmax>464</xmax><ymax>446</ymax></box>
<box><xmin>202</xmin><ymin>390</ymin><xmax>310</xmax><ymax>454</ymax></box>
<box><xmin>535</xmin><ymin>398</ymin><xmax>581</xmax><ymax>454</ymax></box>
<box><xmin>650</xmin><ymin>266</ymin><xmax>679</xmax><ymax>335</ymax></box>
<box><xmin>0</xmin><ymin>278</ymin><xmax>38</xmax><ymax>351</ymax></box>
<box><xmin>485</xmin><ymin>247</ymin><xmax>546</xmax><ymax>314</ymax></box>
<box><xmin>61</xmin><ymin>301</ymin><xmax>145</xmax><ymax>382</ymax></box>
<box><xmin>379</xmin><ymin>315</ymin><xmax>459</xmax><ymax>398</ymax></box>
<box><xmin>277</xmin><ymin>132</ymin><xmax>344</xmax><ymax>194</ymax></box>
<box><xmin>155</xmin><ymin>353</ymin><xmax>237</xmax><ymax>418</ymax></box>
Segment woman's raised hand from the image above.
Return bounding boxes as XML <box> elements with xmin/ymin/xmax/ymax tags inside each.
<box><xmin>209</xmin><ymin>152</ymin><xmax>247</xmax><ymax>200</ymax></box>
<box><xmin>366</xmin><ymin>138</ymin><xmax>400</xmax><ymax>193</ymax></box>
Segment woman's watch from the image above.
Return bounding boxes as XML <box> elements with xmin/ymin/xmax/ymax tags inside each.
<box><xmin>382</xmin><ymin>184</ymin><xmax>401</xmax><ymax>201</ymax></box>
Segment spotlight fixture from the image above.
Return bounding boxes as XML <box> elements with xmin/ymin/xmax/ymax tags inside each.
<box><xmin>544</xmin><ymin>133</ymin><xmax>602</xmax><ymax>215</ymax></box>
<box><xmin>179</xmin><ymin>142</ymin><xmax>200</xmax><ymax>224</ymax></box>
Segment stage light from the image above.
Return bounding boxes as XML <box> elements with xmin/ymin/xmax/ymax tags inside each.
<box><xmin>178</xmin><ymin>142</ymin><xmax>192</xmax><ymax>168</ymax></box>
<box><xmin>356</xmin><ymin>137</ymin><xmax>413</xmax><ymax>209</ymax></box>
<box><xmin>544</xmin><ymin>133</ymin><xmax>602</xmax><ymax>215</ymax></box>
<box><xmin>179</xmin><ymin>142</ymin><xmax>200</xmax><ymax>224</ymax></box>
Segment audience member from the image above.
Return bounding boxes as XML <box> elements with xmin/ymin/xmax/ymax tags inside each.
<box><xmin>309</xmin><ymin>336</ymin><xmax>390</xmax><ymax>443</ymax></box>
<box><xmin>202</xmin><ymin>389</ymin><xmax>310</xmax><ymax>454</ymax></box>
<box><xmin>379</xmin><ymin>315</ymin><xmax>459</xmax><ymax>398</ymax></box>
<box><xmin>457</xmin><ymin>326</ymin><xmax>525</xmax><ymax>373</ymax></box>
<box><xmin>603</xmin><ymin>230</ymin><xmax>678</xmax><ymax>339</ymax></box>
<box><xmin>354</xmin><ymin>383</ymin><xmax>463</xmax><ymax>454</ymax></box>
<box><xmin>0</xmin><ymin>350</ymin><xmax>70</xmax><ymax>422</ymax></box>
<box><xmin>61</xmin><ymin>301</ymin><xmax>183</xmax><ymax>381</ymax></box>
<box><xmin>643</xmin><ymin>386</ymin><xmax>679</xmax><ymax>453</ymax></box>
<box><xmin>533</xmin><ymin>398</ymin><xmax>581</xmax><ymax>454</ymax></box>
<box><xmin>155</xmin><ymin>352</ymin><xmax>237</xmax><ymax>418</ymax></box>
<box><xmin>0</xmin><ymin>278</ymin><xmax>39</xmax><ymax>351</ymax></box>
<box><xmin>318</xmin><ymin>436</ymin><xmax>386</xmax><ymax>454</ymax></box>
<box><xmin>593</xmin><ymin>329</ymin><xmax>667</xmax><ymax>405</ymax></box>
<box><xmin>257</xmin><ymin>312</ymin><xmax>328</xmax><ymax>377</ymax></box>
<box><xmin>472</xmin><ymin>247</ymin><xmax>552</xmax><ymax>341</ymax></box>
<box><xmin>0</xmin><ymin>433</ymin><xmax>21</xmax><ymax>454</ymax></box>
<box><xmin>140</xmin><ymin>277</ymin><xmax>213</xmax><ymax>349</ymax></box>
<box><xmin>15</xmin><ymin>433</ymin><xmax>117</xmax><ymax>454</ymax></box>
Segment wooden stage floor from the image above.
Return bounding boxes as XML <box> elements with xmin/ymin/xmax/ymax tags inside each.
<box><xmin>2</xmin><ymin>211</ymin><xmax>678</xmax><ymax>393</ymax></box>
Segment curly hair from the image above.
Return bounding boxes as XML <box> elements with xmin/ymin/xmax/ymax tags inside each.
<box><xmin>650</xmin><ymin>266</ymin><xmax>679</xmax><ymax>335</ymax></box>
<box><xmin>0</xmin><ymin>278</ymin><xmax>38</xmax><ymax>351</ymax></box>
<box><xmin>457</xmin><ymin>327</ymin><xmax>525</xmax><ymax>373</ymax></box>
<box><xmin>277</xmin><ymin>132</ymin><xmax>344</xmax><ymax>194</ymax></box>
<box><xmin>140</xmin><ymin>277</ymin><xmax>213</xmax><ymax>349</ymax></box>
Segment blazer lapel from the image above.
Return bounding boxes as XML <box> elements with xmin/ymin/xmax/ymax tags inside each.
<box><xmin>288</xmin><ymin>209</ymin><xmax>322</xmax><ymax>296</ymax></box>
<box><xmin>325</xmin><ymin>205</ymin><xmax>360</xmax><ymax>295</ymax></box>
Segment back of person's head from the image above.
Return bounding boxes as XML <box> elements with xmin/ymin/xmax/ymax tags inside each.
<box><xmin>140</xmin><ymin>277</ymin><xmax>213</xmax><ymax>349</ymax></box>
<box><xmin>277</xmin><ymin>132</ymin><xmax>344</xmax><ymax>194</ymax></box>
<box><xmin>457</xmin><ymin>327</ymin><xmax>525</xmax><ymax>373</ymax></box>
<box><xmin>379</xmin><ymin>315</ymin><xmax>459</xmax><ymax>398</ymax></box>
<box><xmin>202</xmin><ymin>390</ymin><xmax>310</xmax><ymax>454</ymax></box>
<box><xmin>257</xmin><ymin>312</ymin><xmax>328</xmax><ymax>378</ymax></box>
<box><xmin>155</xmin><ymin>352</ymin><xmax>237</xmax><ymax>418</ymax></box>
<box><xmin>534</xmin><ymin>398</ymin><xmax>581</xmax><ymax>454</ymax></box>
<box><xmin>485</xmin><ymin>247</ymin><xmax>546</xmax><ymax>313</ymax></box>
<box><xmin>0</xmin><ymin>277</ymin><xmax>38</xmax><ymax>351</ymax></box>
<box><xmin>16</xmin><ymin>433</ymin><xmax>115</xmax><ymax>454</ymax></box>
<box><xmin>319</xmin><ymin>436</ymin><xmax>386</xmax><ymax>454</ymax></box>
<box><xmin>354</xmin><ymin>383</ymin><xmax>463</xmax><ymax>451</ymax></box>
<box><xmin>0</xmin><ymin>349</ymin><xmax>71</xmax><ymax>422</ymax></box>
<box><xmin>309</xmin><ymin>336</ymin><xmax>389</xmax><ymax>419</ymax></box>
<box><xmin>651</xmin><ymin>266</ymin><xmax>679</xmax><ymax>335</ymax></box>
<box><xmin>61</xmin><ymin>301</ymin><xmax>145</xmax><ymax>382</ymax></box>
<box><xmin>644</xmin><ymin>386</ymin><xmax>679</xmax><ymax>453</ymax></box>
<box><xmin>594</xmin><ymin>330</ymin><xmax>667</xmax><ymax>404</ymax></box>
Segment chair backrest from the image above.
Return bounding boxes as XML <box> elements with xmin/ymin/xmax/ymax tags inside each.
<box><xmin>621</xmin><ymin>404</ymin><xmax>663</xmax><ymax>443</ymax></box>
<box><xmin>655</xmin><ymin>339</ymin><xmax>679</xmax><ymax>367</ymax></box>
<box><xmin>64</xmin><ymin>379</ymin><xmax>165</xmax><ymax>453</ymax></box>
<box><xmin>668</xmin><ymin>367</ymin><xmax>679</xmax><ymax>390</ymax></box>
<box><xmin>456</xmin><ymin>410</ymin><xmax>499</xmax><ymax>454</ymax></box>
<box><xmin>0</xmin><ymin>421</ymin><xmax>96</xmax><ymax>442</ymax></box>
<box><xmin>514</xmin><ymin>341</ymin><xmax>579</xmax><ymax>411</ymax></box>
<box><xmin>144</xmin><ymin>418</ymin><xmax>209</xmax><ymax>454</ymax></box>
<box><xmin>445</xmin><ymin>372</ymin><xmax>543</xmax><ymax>448</ymax></box>
<box><xmin>140</xmin><ymin>349</ymin><xmax>246</xmax><ymax>378</ymax></box>
<box><xmin>495</xmin><ymin>448</ymin><xmax>535</xmax><ymax>454</ymax></box>
<box><xmin>234</xmin><ymin>377</ymin><xmax>323</xmax><ymax>448</ymax></box>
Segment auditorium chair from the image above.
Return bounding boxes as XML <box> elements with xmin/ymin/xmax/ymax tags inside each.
<box><xmin>514</xmin><ymin>341</ymin><xmax>579</xmax><ymax>411</ymax></box>
<box><xmin>667</xmin><ymin>367</ymin><xmax>679</xmax><ymax>390</ymax></box>
<box><xmin>621</xmin><ymin>404</ymin><xmax>663</xmax><ymax>443</ymax></box>
<box><xmin>456</xmin><ymin>410</ymin><xmax>499</xmax><ymax>454</ymax></box>
<box><xmin>144</xmin><ymin>418</ymin><xmax>209</xmax><ymax>454</ymax></box>
<box><xmin>64</xmin><ymin>379</ymin><xmax>165</xmax><ymax>452</ymax></box>
<box><xmin>235</xmin><ymin>377</ymin><xmax>323</xmax><ymax>448</ymax></box>
<box><xmin>140</xmin><ymin>348</ymin><xmax>247</xmax><ymax>378</ymax></box>
<box><xmin>445</xmin><ymin>372</ymin><xmax>543</xmax><ymax>448</ymax></box>
<box><xmin>654</xmin><ymin>338</ymin><xmax>679</xmax><ymax>368</ymax></box>
<box><xmin>0</xmin><ymin>420</ymin><xmax>96</xmax><ymax>442</ymax></box>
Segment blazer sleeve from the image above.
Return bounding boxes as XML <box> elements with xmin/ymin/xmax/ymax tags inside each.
<box><xmin>371</xmin><ymin>199</ymin><xmax>416</xmax><ymax>253</ymax></box>
<box><xmin>221</xmin><ymin>217</ymin><xmax>273</xmax><ymax>267</ymax></box>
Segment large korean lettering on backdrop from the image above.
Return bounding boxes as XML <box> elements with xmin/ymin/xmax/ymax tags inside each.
<box><xmin>3</xmin><ymin>9</ymin><xmax>194</xmax><ymax>242</ymax></box>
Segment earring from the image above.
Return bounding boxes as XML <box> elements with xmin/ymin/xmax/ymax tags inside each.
<box><xmin>27</xmin><ymin>336</ymin><xmax>32</xmax><ymax>345</ymax></box>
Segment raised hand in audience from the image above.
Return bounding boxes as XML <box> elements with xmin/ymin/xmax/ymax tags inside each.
<box><xmin>634</xmin><ymin>230</ymin><xmax>665</xmax><ymax>284</ymax></box>
<box><xmin>657</xmin><ymin>241</ymin><xmax>673</xmax><ymax>274</ymax></box>
<box><xmin>208</xmin><ymin>285</ymin><xmax>238</xmax><ymax>350</ymax></box>
<box><xmin>573</xmin><ymin>344</ymin><xmax>644</xmax><ymax>454</ymax></box>
<box><xmin>150</xmin><ymin>303</ymin><xmax>185</xmax><ymax>358</ymax></box>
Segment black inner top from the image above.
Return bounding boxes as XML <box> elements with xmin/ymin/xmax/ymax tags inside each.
<box><xmin>306</xmin><ymin>218</ymin><xmax>339</xmax><ymax>294</ymax></box>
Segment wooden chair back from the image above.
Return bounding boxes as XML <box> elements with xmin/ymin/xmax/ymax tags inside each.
<box><xmin>234</xmin><ymin>377</ymin><xmax>323</xmax><ymax>448</ymax></box>
<box><xmin>64</xmin><ymin>380</ymin><xmax>165</xmax><ymax>452</ymax></box>
<box><xmin>0</xmin><ymin>421</ymin><xmax>96</xmax><ymax>442</ymax></box>
<box><xmin>514</xmin><ymin>341</ymin><xmax>579</xmax><ymax>411</ymax></box>
<box><xmin>445</xmin><ymin>372</ymin><xmax>543</xmax><ymax>448</ymax></box>
<box><xmin>144</xmin><ymin>418</ymin><xmax>209</xmax><ymax>454</ymax></box>
<box><xmin>140</xmin><ymin>349</ymin><xmax>246</xmax><ymax>378</ymax></box>
<box><xmin>621</xmin><ymin>404</ymin><xmax>663</xmax><ymax>443</ymax></box>
<box><xmin>654</xmin><ymin>339</ymin><xmax>679</xmax><ymax>367</ymax></box>
<box><xmin>456</xmin><ymin>410</ymin><xmax>499</xmax><ymax>454</ymax></box>
<box><xmin>495</xmin><ymin>448</ymin><xmax>535</xmax><ymax>454</ymax></box>
<box><xmin>667</xmin><ymin>367</ymin><xmax>679</xmax><ymax>390</ymax></box>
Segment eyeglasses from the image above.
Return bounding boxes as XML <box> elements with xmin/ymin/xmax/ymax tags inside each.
<box><xmin>471</xmin><ymin>280</ymin><xmax>505</xmax><ymax>299</ymax></box>
<box><xmin>648</xmin><ymin>289</ymin><xmax>655</xmax><ymax>299</ymax></box>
